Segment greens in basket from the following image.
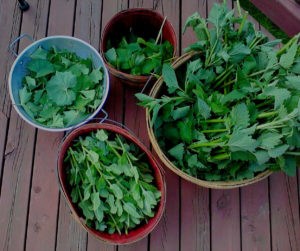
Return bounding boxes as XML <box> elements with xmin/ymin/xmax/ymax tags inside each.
<box><xmin>19</xmin><ymin>46</ymin><xmax>104</xmax><ymax>128</ymax></box>
<box><xmin>64</xmin><ymin>129</ymin><xmax>161</xmax><ymax>235</ymax></box>
<box><xmin>104</xmin><ymin>32</ymin><xmax>173</xmax><ymax>76</ymax></box>
<box><xmin>137</xmin><ymin>1</ymin><xmax>300</xmax><ymax>181</ymax></box>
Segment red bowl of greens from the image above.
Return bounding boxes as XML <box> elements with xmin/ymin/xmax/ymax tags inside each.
<box><xmin>101</xmin><ymin>8</ymin><xmax>177</xmax><ymax>88</ymax></box>
<box><xmin>57</xmin><ymin>123</ymin><xmax>166</xmax><ymax>244</ymax></box>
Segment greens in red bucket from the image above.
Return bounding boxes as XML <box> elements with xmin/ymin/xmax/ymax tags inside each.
<box><xmin>137</xmin><ymin>1</ymin><xmax>300</xmax><ymax>181</ymax></box>
<box><xmin>104</xmin><ymin>32</ymin><xmax>174</xmax><ymax>76</ymax></box>
<box><xmin>19</xmin><ymin>46</ymin><xmax>104</xmax><ymax>128</ymax></box>
<box><xmin>64</xmin><ymin>129</ymin><xmax>161</xmax><ymax>235</ymax></box>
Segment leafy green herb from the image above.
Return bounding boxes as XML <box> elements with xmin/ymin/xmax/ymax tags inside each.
<box><xmin>19</xmin><ymin>46</ymin><xmax>104</xmax><ymax>128</ymax></box>
<box><xmin>137</xmin><ymin>1</ymin><xmax>300</xmax><ymax>181</ymax></box>
<box><xmin>104</xmin><ymin>32</ymin><xmax>173</xmax><ymax>76</ymax></box>
<box><xmin>65</xmin><ymin>130</ymin><xmax>161</xmax><ymax>235</ymax></box>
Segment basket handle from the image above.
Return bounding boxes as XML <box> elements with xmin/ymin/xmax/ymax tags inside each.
<box><xmin>10</xmin><ymin>33</ymin><xmax>34</xmax><ymax>57</ymax></box>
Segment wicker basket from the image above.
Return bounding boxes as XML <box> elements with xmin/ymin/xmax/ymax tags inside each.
<box><xmin>145</xmin><ymin>51</ymin><xmax>272</xmax><ymax>189</ymax></box>
<box><xmin>57</xmin><ymin>123</ymin><xmax>166</xmax><ymax>244</ymax></box>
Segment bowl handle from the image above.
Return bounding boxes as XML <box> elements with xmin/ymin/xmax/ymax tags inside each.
<box><xmin>9</xmin><ymin>33</ymin><xmax>34</xmax><ymax>57</ymax></box>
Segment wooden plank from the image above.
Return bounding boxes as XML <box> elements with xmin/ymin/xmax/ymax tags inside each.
<box><xmin>241</xmin><ymin>181</ymin><xmax>271</xmax><ymax>251</ymax></box>
<box><xmin>211</xmin><ymin>189</ymin><xmax>240</xmax><ymax>251</ymax></box>
<box><xmin>0</xmin><ymin>112</ymin><xmax>8</xmax><ymax>193</ymax></box>
<box><xmin>180</xmin><ymin>180</ymin><xmax>210</xmax><ymax>251</ymax></box>
<box><xmin>45</xmin><ymin>1</ymin><xmax>88</xmax><ymax>250</ymax></box>
<box><xmin>147</xmin><ymin>1</ymin><xmax>181</xmax><ymax>251</ymax></box>
<box><xmin>57</xmin><ymin>199</ymin><xmax>88</xmax><ymax>251</ymax></box>
<box><xmin>14</xmin><ymin>1</ymin><xmax>60</xmax><ymax>251</ymax></box>
<box><xmin>0</xmin><ymin>0</ymin><xmax>51</xmax><ymax>249</ymax></box>
<box><xmin>130</xmin><ymin>0</ymin><xmax>153</xmax><ymax>8</ymax></box>
<box><xmin>270</xmin><ymin>173</ymin><xmax>300</xmax><ymax>251</ymax></box>
<box><xmin>74</xmin><ymin>0</ymin><xmax>102</xmax><ymax>49</ymax></box>
<box><xmin>180</xmin><ymin>1</ymin><xmax>210</xmax><ymax>251</ymax></box>
<box><xmin>0</xmin><ymin>115</ymin><xmax>36</xmax><ymax>251</ymax></box>
<box><xmin>0</xmin><ymin>0</ymin><xmax>22</xmax><ymax>117</ymax></box>
<box><xmin>87</xmin><ymin>1</ymin><xmax>127</xmax><ymax>250</ymax></box>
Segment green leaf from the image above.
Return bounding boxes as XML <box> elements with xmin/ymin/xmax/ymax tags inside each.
<box><xmin>27</xmin><ymin>59</ymin><xmax>54</xmax><ymax>78</ymax></box>
<box><xmin>268</xmin><ymin>144</ymin><xmax>289</xmax><ymax>158</ymax></box>
<box><xmin>25</xmin><ymin>76</ymin><xmax>36</xmax><ymax>90</ymax></box>
<box><xmin>162</xmin><ymin>64</ymin><xmax>179</xmax><ymax>94</ymax></box>
<box><xmin>95</xmin><ymin>207</ymin><xmax>104</xmax><ymax>222</ymax></box>
<box><xmin>63</xmin><ymin>110</ymin><xmax>88</xmax><ymax>127</ymax></box>
<box><xmin>95</xmin><ymin>130</ymin><xmax>108</xmax><ymax>141</ymax></box>
<box><xmin>281</xmin><ymin>156</ymin><xmax>296</xmax><ymax>176</ymax></box>
<box><xmin>254</xmin><ymin>150</ymin><xmax>270</xmax><ymax>165</ymax></box>
<box><xmin>285</xmin><ymin>76</ymin><xmax>300</xmax><ymax>91</ymax></box>
<box><xmin>46</xmin><ymin>71</ymin><xmax>77</xmax><ymax>106</ymax></box>
<box><xmin>91</xmin><ymin>192</ymin><xmax>101</xmax><ymax>211</ymax></box>
<box><xmin>107</xmin><ymin>194</ymin><xmax>117</xmax><ymax>214</ymax></box>
<box><xmin>19</xmin><ymin>87</ymin><xmax>31</xmax><ymax>105</ymax></box>
<box><xmin>168</xmin><ymin>143</ymin><xmax>184</xmax><ymax>161</ymax></box>
<box><xmin>105</xmin><ymin>48</ymin><xmax>117</xmax><ymax>65</ymax></box>
<box><xmin>30</xmin><ymin>47</ymin><xmax>48</xmax><ymax>60</ymax></box>
<box><xmin>258</xmin><ymin>132</ymin><xmax>282</xmax><ymax>150</ymax></box>
<box><xmin>89</xmin><ymin>68</ymin><xmax>103</xmax><ymax>83</ymax></box>
<box><xmin>171</xmin><ymin>106</ymin><xmax>190</xmax><ymax>120</ymax></box>
<box><xmin>279</xmin><ymin>41</ymin><xmax>297</xmax><ymax>69</ymax></box>
<box><xmin>79</xmin><ymin>200</ymin><xmax>94</xmax><ymax>220</ymax></box>
<box><xmin>195</xmin><ymin>98</ymin><xmax>211</xmax><ymax>119</ymax></box>
<box><xmin>178</xmin><ymin>120</ymin><xmax>193</xmax><ymax>144</ymax></box>
<box><xmin>110</xmin><ymin>184</ymin><xmax>123</xmax><ymax>199</ymax></box>
<box><xmin>230</xmin><ymin>103</ymin><xmax>249</xmax><ymax>128</ymax></box>
<box><xmin>228</xmin><ymin>128</ymin><xmax>258</xmax><ymax>153</ymax></box>
<box><xmin>228</xmin><ymin>43</ymin><xmax>251</xmax><ymax>64</ymax></box>
<box><xmin>264</xmin><ymin>86</ymin><xmax>290</xmax><ymax>110</ymax></box>
<box><xmin>123</xmin><ymin>202</ymin><xmax>141</xmax><ymax>218</ymax></box>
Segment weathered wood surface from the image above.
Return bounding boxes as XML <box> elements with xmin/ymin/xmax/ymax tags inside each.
<box><xmin>0</xmin><ymin>1</ymin><xmax>299</xmax><ymax>251</ymax></box>
<box><xmin>251</xmin><ymin>0</ymin><xmax>300</xmax><ymax>37</ymax></box>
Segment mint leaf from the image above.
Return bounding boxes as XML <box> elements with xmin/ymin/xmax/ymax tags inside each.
<box><xmin>19</xmin><ymin>87</ymin><xmax>31</xmax><ymax>105</ymax></box>
<box><xmin>268</xmin><ymin>144</ymin><xmax>289</xmax><ymax>158</ymax></box>
<box><xmin>63</xmin><ymin>110</ymin><xmax>88</xmax><ymax>126</ymax></box>
<box><xmin>228</xmin><ymin>43</ymin><xmax>251</xmax><ymax>64</ymax></box>
<box><xmin>264</xmin><ymin>86</ymin><xmax>290</xmax><ymax>110</ymax></box>
<box><xmin>171</xmin><ymin>106</ymin><xmax>190</xmax><ymax>120</ymax></box>
<box><xmin>46</xmin><ymin>71</ymin><xmax>77</xmax><ymax>106</ymax></box>
<box><xmin>195</xmin><ymin>98</ymin><xmax>211</xmax><ymax>119</ymax></box>
<box><xmin>30</xmin><ymin>46</ymin><xmax>48</xmax><ymax>60</ymax></box>
<box><xmin>258</xmin><ymin>132</ymin><xmax>282</xmax><ymax>150</ymax></box>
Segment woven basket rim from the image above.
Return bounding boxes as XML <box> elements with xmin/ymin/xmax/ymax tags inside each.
<box><xmin>145</xmin><ymin>51</ymin><xmax>273</xmax><ymax>189</ymax></box>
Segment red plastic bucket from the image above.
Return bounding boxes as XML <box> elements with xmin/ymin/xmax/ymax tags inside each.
<box><xmin>57</xmin><ymin>123</ymin><xmax>166</xmax><ymax>244</ymax></box>
<box><xmin>100</xmin><ymin>8</ymin><xmax>177</xmax><ymax>88</ymax></box>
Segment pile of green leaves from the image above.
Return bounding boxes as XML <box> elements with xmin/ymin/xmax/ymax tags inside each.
<box><xmin>104</xmin><ymin>33</ymin><xmax>173</xmax><ymax>76</ymax></box>
<box><xmin>137</xmin><ymin>1</ymin><xmax>300</xmax><ymax>181</ymax></box>
<box><xmin>19</xmin><ymin>46</ymin><xmax>104</xmax><ymax>128</ymax></box>
<box><xmin>64</xmin><ymin>129</ymin><xmax>161</xmax><ymax>234</ymax></box>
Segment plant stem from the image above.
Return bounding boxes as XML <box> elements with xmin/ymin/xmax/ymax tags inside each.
<box><xmin>199</xmin><ymin>118</ymin><xmax>226</xmax><ymax>124</ymax></box>
<box><xmin>285</xmin><ymin>152</ymin><xmax>300</xmax><ymax>156</ymax></box>
<box><xmin>236</xmin><ymin>0</ymin><xmax>243</xmax><ymax>17</ymax></box>
<box><xmin>256</xmin><ymin>99</ymin><xmax>273</xmax><ymax>108</ymax></box>
<box><xmin>209</xmin><ymin>153</ymin><xmax>230</xmax><ymax>161</ymax></box>
<box><xmin>214</xmin><ymin>70</ymin><xmax>233</xmax><ymax>89</ymax></box>
<box><xmin>238</xmin><ymin>12</ymin><xmax>248</xmax><ymax>35</ymax></box>
<box><xmin>155</xmin><ymin>16</ymin><xmax>167</xmax><ymax>44</ymax></box>
<box><xmin>257</xmin><ymin>111</ymin><xmax>279</xmax><ymax>119</ymax></box>
<box><xmin>188</xmin><ymin>138</ymin><xmax>225</xmax><ymax>149</ymax></box>
<box><xmin>201</xmin><ymin>128</ymin><xmax>228</xmax><ymax>133</ymax></box>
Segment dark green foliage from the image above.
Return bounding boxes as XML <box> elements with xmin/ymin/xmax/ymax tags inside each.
<box><xmin>19</xmin><ymin>46</ymin><xmax>104</xmax><ymax>128</ymax></box>
<box><xmin>137</xmin><ymin>2</ymin><xmax>300</xmax><ymax>181</ymax></box>
<box><xmin>65</xmin><ymin>129</ymin><xmax>161</xmax><ymax>235</ymax></box>
<box><xmin>105</xmin><ymin>33</ymin><xmax>173</xmax><ymax>76</ymax></box>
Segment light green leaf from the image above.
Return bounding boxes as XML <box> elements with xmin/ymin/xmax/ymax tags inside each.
<box><xmin>27</xmin><ymin>59</ymin><xmax>54</xmax><ymax>78</ymax></box>
<box><xmin>162</xmin><ymin>63</ymin><xmax>179</xmax><ymax>94</ymax></box>
<box><xmin>168</xmin><ymin>143</ymin><xmax>184</xmax><ymax>161</ymax></box>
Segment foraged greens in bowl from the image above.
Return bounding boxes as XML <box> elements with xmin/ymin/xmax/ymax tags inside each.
<box><xmin>137</xmin><ymin>1</ymin><xmax>300</xmax><ymax>181</ymax></box>
<box><xmin>64</xmin><ymin>129</ymin><xmax>161</xmax><ymax>235</ymax></box>
<box><xmin>19</xmin><ymin>46</ymin><xmax>104</xmax><ymax>128</ymax></box>
<box><xmin>104</xmin><ymin>32</ymin><xmax>174</xmax><ymax>76</ymax></box>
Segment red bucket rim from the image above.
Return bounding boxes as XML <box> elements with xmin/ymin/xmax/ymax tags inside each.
<box><xmin>57</xmin><ymin>123</ymin><xmax>166</xmax><ymax>244</ymax></box>
<box><xmin>100</xmin><ymin>8</ymin><xmax>177</xmax><ymax>82</ymax></box>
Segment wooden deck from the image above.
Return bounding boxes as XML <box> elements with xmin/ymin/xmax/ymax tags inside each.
<box><xmin>0</xmin><ymin>0</ymin><xmax>299</xmax><ymax>250</ymax></box>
